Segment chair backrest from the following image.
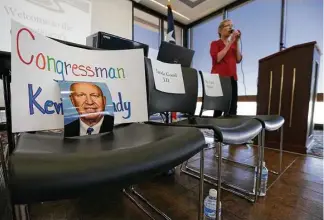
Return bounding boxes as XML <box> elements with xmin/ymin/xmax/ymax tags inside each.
<box><xmin>200</xmin><ymin>71</ymin><xmax>232</xmax><ymax>115</ymax></box>
<box><xmin>145</xmin><ymin>57</ymin><xmax>198</xmax><ymax>116</ymax></box>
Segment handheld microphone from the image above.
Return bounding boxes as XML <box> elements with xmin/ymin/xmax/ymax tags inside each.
<box><xmin>230</xmin><ymin>29</ymin><xmax>241</xmax><ymax>33</ymax></box>
<box><xmin>230</xmin><ymin>29</ymin><xmax>241</xmax><ymax>38</ymax></box>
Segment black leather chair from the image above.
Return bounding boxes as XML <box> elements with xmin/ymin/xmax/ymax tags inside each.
<box><xmin>198</xmin><ymin>72</ymin><xmax>284</xmax><ymax>201</ymax></box>
<box><xmin>3</xmin><ymin>58</ymin><xmax>207</xmax><ymax>220</ymax></box>
<box><xmin>9</xmin><ymin>125</ymin><xmax>208</xmax><ymax>219</ymax></box>
<box><xmin>145</xmin><ymin>59</ymin><xmax>263</xmax><ymax>146</ymax></box>
<box><xmin>144</xmin><ymin>57</ymin><xmax>263</xmax><ymax>209</ymax></box>
<box><xmin>199</xmin><ymin>72</ymin><xmax>284</xmax><ymax>175</ymax></box>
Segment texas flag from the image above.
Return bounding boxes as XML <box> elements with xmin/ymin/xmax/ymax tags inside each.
<box><xmin>166</xmin><ymin>2</ymin><xmax>176</xmax><ymax>44</ymax></box>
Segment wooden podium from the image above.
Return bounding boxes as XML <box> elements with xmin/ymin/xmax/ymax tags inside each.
<box><xmin>256</xmin><ymin>42</ymin><xmax>321</xmax><ymax>154</ymax></box>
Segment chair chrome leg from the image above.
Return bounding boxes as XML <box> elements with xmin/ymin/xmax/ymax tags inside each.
<box><xmin>257</xmin><ymin>130</ymin><xmax>265</xmax><ymax>197</ymax></box>
<box><xmin>124</xmin><ymin>187</ymin><xmax>172</xmax><ymax>220</ymax></box>
<box><xmin>199</xmin><ymin>149</ymin><xmax>204</xmax><ymax>220</ymax></box>
<box><xmin>186</xmin><ymin>165</ymin><xmax>254</xmax><ymax>195</ymax></box>
<box><xmin>123</xmin><ymin>189</ymin><xmax>157</xmax><ymax>220</ymax></box>
<box><xmin>205</xmin><ymin>144</ymin><xmax>217</xmax><ymax>150</ymax></box>
<box><xmin>268</xmin><ymin>170</ymin><xmax>279</xmax><ymax>175</ymax></box>
<box><xmin>179</xmin><ymin>131</ymin><xmax>264</xmax><ymax>203</ymax></box>
<box><xmin>267</xmin><ymin>126</ymin><xmax>284</xmax><ymax>175</ymax></box>
<box><xmin>181</xmin><ymin>167</ymin><xmax>256</xmax><ymax>202</ymax></box>
<box><xmin>180</xmin><ymin>161</ymin><xmax>185</xmax><ymax>171</ymax></box>
<box><xmin>279</xmin><ymin>126</ymin><xmax>283</xmax><ymax>174</ymax></box>
<box><xmin>180</xmin><ymin>143</ymin><xmax>259</xmax><ymax>203</ymax></box>
<box><xmin>216</xmin><ymin>142</ymin><xmax>222</xmax><ymax>220</ymax></box>
<box><xmin>180</xmin><ymin>159</ymin><xmax>189</xmax><ymax>172</ymax></box>
<box><xmin>255</xmin><ymin>134</ymin><xmax>261</xmax><ymax>202</ymax></box>
<box><xmin>130</xmin><ymin>187</ymin><xmax>171</xmax><ymax>220</ymax></box>
<box><xmin>181</xmin><ymin>149</ymin><xmax>205</xmax><ymax>220</ymax></box>
<box><xmin>254</xmin><ymin>132</ymin><xmax>263</xmax><ymax>202</ymax></box>
<box><xmin>214</xmin><ymin>155</ymin><xmax>256</xmax><ymax>169</ymax></box>
<box><xmin>14</xmin><ymin>205</ymin><xmax>30</xmax><ymax>220</ymax></box>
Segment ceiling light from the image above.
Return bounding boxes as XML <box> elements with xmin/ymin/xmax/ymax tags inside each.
<box><xmin>148</xmin><ymin>0</ymin><xmax>190</xmax><ymax>20</ymax></box>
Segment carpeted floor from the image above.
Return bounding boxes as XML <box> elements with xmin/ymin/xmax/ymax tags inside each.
<box><xmin>307</xmin><ymin>130</ymin><xmax>323</xmax><ymax>157</ymax></box>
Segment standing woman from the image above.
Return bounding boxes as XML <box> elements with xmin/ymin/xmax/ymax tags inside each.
<box><xmin>210</xmin><ymin>19</ymin><xmax>242</xmax><ymax>117</ymax></box>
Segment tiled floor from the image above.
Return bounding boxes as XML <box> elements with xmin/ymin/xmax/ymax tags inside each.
<box><xmin>29</xmin><ymin>143</ymin><xmax>323</xmax><ymax>220</ymax></box>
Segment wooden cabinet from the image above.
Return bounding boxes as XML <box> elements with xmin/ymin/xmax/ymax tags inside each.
<box><xmin>257</xmin><ymin>42</ymin><xmax>321</xmax><ymax>154</ymax></box>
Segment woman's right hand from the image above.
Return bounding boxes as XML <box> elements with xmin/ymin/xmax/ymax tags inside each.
<box><xmin>226</xmin><ymin>36</ymin><xmax>236</xmax><ymax>46</ymax></box>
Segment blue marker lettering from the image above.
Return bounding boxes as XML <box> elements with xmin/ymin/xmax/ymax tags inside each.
<box><xmin>28</xmin><ymin>84</ymin><xmax>45</xmax><ymax>115</ymax></box>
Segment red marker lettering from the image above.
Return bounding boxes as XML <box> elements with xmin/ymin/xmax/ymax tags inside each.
<box><xmin>16</xmin><ymin>28</ymin><xmax>35</xmax><ymax>65</ymax></box>
<box><xmin>36</xmin><ymin>53</ymin><xmax>46</xmax><ymax>70</ymax></box>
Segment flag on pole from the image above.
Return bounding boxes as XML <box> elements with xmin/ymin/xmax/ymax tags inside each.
<box><xmin>166</xmin><ymin>1</ymin><xmax>177</xmax><ymax>121</ymax></box>
<box><xmin>166</xmin><ymin>2</ymin><xmax>176</xmax><ymax>44</ymax></box>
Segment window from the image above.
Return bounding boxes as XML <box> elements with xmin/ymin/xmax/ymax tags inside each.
<box><xmin>286</xmin><ymin>0</ymin><xmax>323</xmax><ymax>93</ymax></box>
<box><xmin>163</xmin><ymin>21</ymin><xmax>183</xmax><ymax>46</ymax></box>
<box><xmin>228</xmin><ymin>0</ymin><xmax>281</xmax><ymax>96</ymax></box>
<box><xmin>190</xmin><ymin>15</ymin><xmax>223</xmax><ymax>73</ymax></box>
<box><xmin>285</xmin><ymin>0</ymin><xmax>323</xmax><ymax>124</ymax></box>
<box><xmin>133</xmin><ymin>9</ymin><xmax>160</xmax><ymax>50</ymax></box>
<box><xmin>224</xmin><ymin>0</ymin><xmax>281</xmax><ymax>117</ymax></box>
<box><xmin>190</xmin><ymin>15</ymin><xmax>223</xmax><ymax>97</ymax></box>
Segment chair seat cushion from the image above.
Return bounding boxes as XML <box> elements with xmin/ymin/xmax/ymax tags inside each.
<box><xmin>254</xmin><ymin>115</ymin><xmax>284</xmax><ymax>131</ymax></box>
<box><xmin>174</xmin><ymin>117</ymin><xmax>262</xmax><ymax>145</ymax></box>
<box><xmin>219</xmin><ymin>115</ymin><xmax>285</xmax><ymax>131</ymax></box>
<box><xmin>9</xmin><ymin>123</ymin><xmax>205</xmax><ymax>204</ymax></box>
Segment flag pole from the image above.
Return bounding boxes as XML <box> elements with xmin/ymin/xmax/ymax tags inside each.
<box><xmin>167</xmin><ymin>0</ymin><xmax>177</xmax><ymax>123</ymax></box>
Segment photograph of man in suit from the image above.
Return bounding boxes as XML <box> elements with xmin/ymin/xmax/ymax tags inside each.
<box><xmin>64</xmin><ymin>82</ymin><xmax>114</xmax><ymax>137</ymax></box>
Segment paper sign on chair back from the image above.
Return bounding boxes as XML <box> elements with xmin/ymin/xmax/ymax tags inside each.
<box><xmin>11</xmin><ymin>20</ymin><xmax>148</xmax><ymax>133</ymax></box>
<box><xmin>201</xmin><ymin>73</ymin><xmax>223</xmax><ymax>97</ymax></box>
<box><xmin>151</xmin><ymin>59</ymin><xmax>185</xmax><ymax>94</ymax></box>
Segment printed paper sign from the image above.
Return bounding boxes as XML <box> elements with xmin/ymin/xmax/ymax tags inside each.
<box><xmin>11</xmin><ymin>20</ymin><xmax>148</xmax><ymax>133</ymax></box>
<box><xmin>58</xmin><ymin>81</ymin><xmax>114</xmax><ymax>137</ymax></box>
<box><xmin>151</xmin><ymin>59</ymin><xmax>185</xmax><ymax>94</ymax></box>
<box><xmin>203</xmin><ymin>73</ymin><xmax>223</xmax><ymax>97</ymax></box>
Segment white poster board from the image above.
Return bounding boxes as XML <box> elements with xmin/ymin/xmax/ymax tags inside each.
<box><xmin>202</xmin><ymin>73</ymin><xmax>223</xmax><ymax>97</ymax></box>
<box><xmin>151</xmin><ymin>59</ymin><xmax>185</xmax><ymax>94</ymax></box>
<box><xmin>0</xmin><ymin>0</ymin><xmax>92</xmax><ymax>52</ymax></box>
<box><xmin>11</xmin><ymin>20</ymin><xmax>148</xmax><ymax>133</ymax></box>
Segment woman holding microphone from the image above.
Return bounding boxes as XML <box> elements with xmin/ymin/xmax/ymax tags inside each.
<box><xmin>210</xmin><ymin>19</ymin><xmax>242</xmax><ymax>117</ymax></box>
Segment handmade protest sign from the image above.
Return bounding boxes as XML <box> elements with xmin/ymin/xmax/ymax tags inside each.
<box><xmin>151</xmin><ymin>59</ymin><xmax>185</xmax><ymax>94</ymax></box>
<box><xmin>202</xmin><ymin>73</ymin><xmax>223</xmax><ymax>97</ymax></box>
<box><xmin>11</xmin><ymin>20</ymin><xmax>148</xmax><ymax>132</ymax></box>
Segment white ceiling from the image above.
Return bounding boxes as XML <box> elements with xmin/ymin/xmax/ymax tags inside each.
<box><xmin>136</xmin><ymin>0</ymin><xmax>236</xmax><ymax>25</ymax></box>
